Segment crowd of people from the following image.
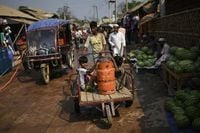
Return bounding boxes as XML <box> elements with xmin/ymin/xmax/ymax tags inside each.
<box><xmin>74</xmin><ymin>20</ymin><xmax>170</xmax><ymax>91</ymax></box>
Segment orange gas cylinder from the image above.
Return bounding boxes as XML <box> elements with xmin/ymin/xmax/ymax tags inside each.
<box><xmin>97</xmin><ymin>57</ymin><xmax>116</xmax><ymax>95</ymax></box>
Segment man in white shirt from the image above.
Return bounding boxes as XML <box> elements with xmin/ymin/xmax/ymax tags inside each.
<box><xmin>155</xmin><ymin>38</ymin><xmax>170</xmax><ymax>66</ymax></box>
<box><xmin>108</xmin><ymin>24</ymin><xmax>126</xmax><ymax>57</ymax></box>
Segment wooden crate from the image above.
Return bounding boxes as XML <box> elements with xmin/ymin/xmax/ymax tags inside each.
<box><xmin>161</xmin><ymin>64</ymin><xmax>193</xmax><ymax>95</ymax></box>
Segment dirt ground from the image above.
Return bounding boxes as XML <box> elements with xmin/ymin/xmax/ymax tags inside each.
<box><xmin>0</xmin><ymin>53</ymin><xmax>172</xmax><ymax>133</ymax></box>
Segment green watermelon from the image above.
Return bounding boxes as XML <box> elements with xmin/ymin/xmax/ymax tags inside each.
<box><xmin>185</xmin><ymin>106</ymin><xmax>200</xmax><ymax>120</ymax></box>
<box><xmin>144</xmin><ymin>60</ymin><xmax>152</xmax><ymax>67</ymax></box>
<box><xmin>85</xmin><ymin>84</ymin><xmax>93</xmax><ymax>92</ymax></box>
<box><xmin>136</xmin><ymin>54</ymin><xmax>143</xmax><ymax>61</ymax></box>
<box><xmin>167</xmin><ymin>56</ymin><xmax>177</xmax><ymax>62</ymax></box>
<box><xmin>184</xmin><ymin>95</ymin><xmax>199</xmax><ymax>106</ymax></box>
<box><xmin>175</xmin><ymin>48</ymin><xmax>190</xmax><ymax>60</ymax></box>
<box><xmin>128</xmin><ymin>52</ymin><xmax>136</xmax><ymax>58</ymax></box>
<box><xmin>132</xmin><ymin>50</ymin><xmax>140</xmax><ymax>55</ymax></box>
<box><xmin>175</xmin><ymin>90</ymin><xmax>188</xmax><ymax>102</ymax></box>
<box><xmin>141</xmin><ymin>46</ymin><xmax>149</xmax><ymax>53</ymax></box>
<box><xmin>194</xmin><ymin>60</ymin><xmax>200</xmax><ymax>72</ymax></box>
<box><xmin>178</xmin><ymin>60</ymin><xmax>194</xmax><ymax>72</ymax></box>
<box><xmin>190</xmin><ymin>90</ymin><xmax>200</xmax><ymax>99</ymax></box>
<box><xmin>146</xmin><ymin>49</ymin><xmax>154</xmax><ymax>55</ymax></box>
<box><xmin>171</xmin><ymin>106</ymin><xmax>185</xmax><ymax>114</ymax></box>
<box><xmin>190</xmin><ymin>46</ymin><xmax>200</xmax><ymax>55</ymax></box>
<box><xmin>142</xmin><ymin>54</ymin><xmax>148</xmax><ymax>59</ymax></box>
<box><xmin>175</xmin><ymin>47</ymin><xmax>198</xmax><ymax>60</ymax></box>
<box><xmin>166</xmin><ymin>61</ymin><xmax>176</xmax><ymax>70</ymax></box>
<box><xmin>185</xmin><ymin>50</ymin><xmax>198</xmax><ymax>61</ymax></box>
<box><xmin>192</xmin><ymin>118</ymin><xmax>200</xmax><ymax>130</ymax></box>
<box><xmin>164</xmin><ymin>98</ymin><xmax>176</xmax><ymax>112</ymax></box>
<box><xmin>174</xmin><ymin>114</ymin><xmax>190</xmax><ymax>128</ymax></box>
<box><xmin>147</xmin><ymin>55</ymin><xmax>154</xmax><ymax>59</ymax></box>
<box><xmin>174</xmin><ymin>99</ymin><xmax>185</xmax><ymax>108</ymax></box>
<box><xmin>137</xmin><ymin>61</ymin><xmax>145</xmax><ymax>67</ymax></box>
<box><xmin>169</xmin><ymin>46</ymin><xmax>178</xmax><ymax>55</ymax></box>
<box><xmin>173</xmin><ymin>65</ymin><xmax>184</xmax><ymax>73</ymax></box>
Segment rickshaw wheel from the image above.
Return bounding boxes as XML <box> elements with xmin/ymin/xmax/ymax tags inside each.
<box><xmin>125</xmin><ymin>100</ymin><xmax>133</xmax><ymax>107</ymax></box>
<box><xmin>105</xmin><ymin>105</ymin><xmax>112</xmax><ymax>125</ymax></box>
<box><xmin>22</xmin><ymin>55</ymin><xmax>31</xmax><ymax>73</ymax></box>
<box><xmin>41</xmin><ymin>64</ymin><xmax>50</xmax><ymax>84</ymax></box>
<box><xmin>74</xmin><ymin>99</ymin><xmax>80</xmax><ymax>113</ymax></box>
<box><xmin>67</xmin><ymin>49</ymin><xmax>74</xmax><ymax>69</ymax></box>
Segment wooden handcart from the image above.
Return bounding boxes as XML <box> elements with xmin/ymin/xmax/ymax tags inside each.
<box><xmin>70</xmin><ymin>54</ymin><xmax>135</xmax><ymax>125</ymax></box>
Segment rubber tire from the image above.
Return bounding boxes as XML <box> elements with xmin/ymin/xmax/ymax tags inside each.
<box><xmin>105</xmin><ymin>105</ymin><xmax>112</xmax><ymax>125</ymax></box>
<box><xmin>74</xmin><ymin>99</ymin><xmax>80</xmax><ymax>113</ymax></box>
<box><xmin>67</xmin><ymin>49</ymin><xmax>74</xmax><ymax>69</ymax></box>
<box><xmin>125</xmin><ymin>100</ymin><xmax>133</xmax><ymax>107</ymax></box>
<box><xmin>22</xmin><ymin>55</ymin><xmax>31</xmax><ymax>73</ymax></box>
<box><xmin>41</xmin><ymin>64</ymin><xmax>50</xmax><ymax>84</ymax></box>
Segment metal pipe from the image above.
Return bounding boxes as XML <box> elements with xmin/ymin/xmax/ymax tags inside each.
<box><xmin>115</xmin><ymin>0</ymin><xmax>117</xmax><ymax>22</ymax></box>
<box><xmin>125</xmin><ymin>0</ymin><xmax>128</xmax><ymax>13</ymax></box>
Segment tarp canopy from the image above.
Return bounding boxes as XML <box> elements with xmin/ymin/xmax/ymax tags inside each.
<box><xmin>0</xmin><ymin>5</ymin><xmax>38</xmax><ymax>24</ymax></box>
<box><xmin>28</xmin><ymin>19</ymin><xmax>70</xmax><ymax>31</ymax></box>
<box><xmin>7</xmin><ymin>18</ymin><xmax>36</xmax><ymax>24</ymax></box>
<box><xmin>128</xmin><ymin>0</ymin><xmax>151</xmax><ymax>14</ymax></box>
<box><xmin>139</xmin><ymin>13</ymin><xmax>154</xmax><ymax>26</ymax></box>
<box><xmin>19</xmin><ymin>6</ymin><xmax>58</xmax><ymax>20</ymax></box>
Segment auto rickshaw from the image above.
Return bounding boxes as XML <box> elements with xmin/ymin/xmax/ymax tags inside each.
<box><xmin>24</xmin><ymin>19</ymin><xmax>75</xmax><ymax>84</ymax></box>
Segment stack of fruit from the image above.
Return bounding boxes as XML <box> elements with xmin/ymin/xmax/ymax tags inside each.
<box><xmin>166</xmin><ymin>46</ymin><xmax>200</xmax><ymax>73</ymax></box>
<box><xmin>128</xmin><ymin>46</ymin><xmax>156</xmax><ymax>68</ymax></box>
<box><xmin>164</xmin><ymin>90</ymin><xmax>200</xmax><ymax>130</ymax></box>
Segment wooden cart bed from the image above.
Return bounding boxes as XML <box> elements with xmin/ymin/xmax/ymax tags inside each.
<box><xmin>79</xmin><ymin>87</ymin><xmax>133</xmax><ymax>106</ymax></box>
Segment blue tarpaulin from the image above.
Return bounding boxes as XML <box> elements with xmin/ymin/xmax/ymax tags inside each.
<box><xmin>0</xmin><ymin>47</ymin><xmax>12</xmax><ymax>75</ymax></box>
<box><xmin>27</xmin><ymin>19</ymin><xmax>70</xmax><ymax>31</ymax></box>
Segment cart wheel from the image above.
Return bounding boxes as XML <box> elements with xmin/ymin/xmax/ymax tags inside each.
<box><xmin>22</xmin><ymin>55</ymin><xmax>31</xmax><ymax>73</ymax></box>
<box><xmin>41</xmin><ymin>64</ymin><xmax>50</xmax><ymax>84</ymax></box>
<box><xmin>67</xmin><ymin>49</ymin><xmax>74</xmax><ymax>69</ymax></box>
<box><xmin>74</xmin><ymin>99</ymin><xmax>80</xmax><ymax>113</ymax></box>
<box><xmin>105</xmin><ymin>105</ymin><xmax>112</xmax><ymax>125</ymax></box>
<box><xmin>125</xmin><ymin>100</ymin><xmax>133</xmax><ymax>107</ymax></box>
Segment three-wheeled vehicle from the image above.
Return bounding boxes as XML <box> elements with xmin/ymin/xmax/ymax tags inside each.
<box><xmin>70</xmin><ymin>52</ymin><xmax>135</xmax><ymax>125</ymax></box>
<box><xmin>24</xmin><ymin>19</ymin><xmax>75</xmax><ymax>84</ymax></box>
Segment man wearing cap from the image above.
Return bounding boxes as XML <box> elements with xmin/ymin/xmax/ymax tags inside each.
<box><xmin>108</xmin><ymin>24</ymin><xmax>126</xmax><ymax>57</ymax></box>
<box><xmin>155</xmin><ymin>38</ymin><xmax>170</xmax><ymax>66</ymax></box>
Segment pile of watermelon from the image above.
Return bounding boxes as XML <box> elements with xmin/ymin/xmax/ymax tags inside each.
<box><xmin>164</xmin><ymin>90</ymin><xmax>200</xmax><ymax>130</ymax></box>
<box><xmin>166</xmin><ymin>46</ymin><xmax>200</xmax><ymax>73</ymax></box>
<box><xmin>128</xmin><ymin>46</ymin><xmax>156</xmax><ymax>67</ymax></box>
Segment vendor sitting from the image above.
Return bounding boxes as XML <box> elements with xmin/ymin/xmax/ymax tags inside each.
<box><xmin>77</xmin><ymin>56</ymin><xmax>97</xmax><ymax>91</ymax></box>
<box><xmin>155</xmin><ymin>38</ymin><xmax>170</xmax><ymax>66</ymax></box>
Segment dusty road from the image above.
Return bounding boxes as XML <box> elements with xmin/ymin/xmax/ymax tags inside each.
<box><xmin>0</xmin><ymin>66</ymin><xmax>145</xmax><ymax>133</ymax></box>
<box><xmin>0</xmin><ymin>45</ymin><xmax>171</xmax><ymax>133</ymax></box>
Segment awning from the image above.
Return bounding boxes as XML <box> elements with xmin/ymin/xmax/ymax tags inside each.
<box><xmin>28</xmin><ymin>19</ymin><xmax>70</xmax><ymax>31</ymax></box>
<box><xmin>128</xmin><ymin>0</ymin><xmax>151</xmax><ymax>14</ymax></box>
<box><xmin>139</xmin><ymin>13</ymin><xmax>154</xmax><ymax>26</ymax></box>
<box><xmin>19</xmin><ymin>6</ymin><xmax>57</xmax><ymax>20</ymax></box>
<box><xmin>7</xmin><ymin>18</ymin><xmax>36</xmax><ymax>24</ymax></box>
<box><xmin>0</xmin><ymin>5</ymin><xmax>38</xmax><ymax>21</ymax></box>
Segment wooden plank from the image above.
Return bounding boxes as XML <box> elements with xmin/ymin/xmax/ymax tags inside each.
<box><xmin>109</xmin><ymin>91</ymin><xmax>120</xmax><ymax>99</ymax></box>
<box><xmin>80</xmin><ymin>92</ymin><xmax>87</xmax><ymax>102</ymax></box>
<box><xmin>99</xmin><ymin>94</ymin><xmax>110</xmax><ymax>102</ymax></box>
<box><xmin>118</xmin><ymin>88</ymin><xmax>129</xmax><ymax>96</ymax></box>
<box><xmin>86</xmin><ymin>92</ymin><xmax>94</xmax><ymax>102</ymax></box>
<box><xmin>92</xmin><ymin>92</ymin><xmax>101</xmax><ymax>102</ymax></box>
<box><xmin>116</xmin><ymin>91</ymin><xmax>124</xmax><ymax>99</ymax></box>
